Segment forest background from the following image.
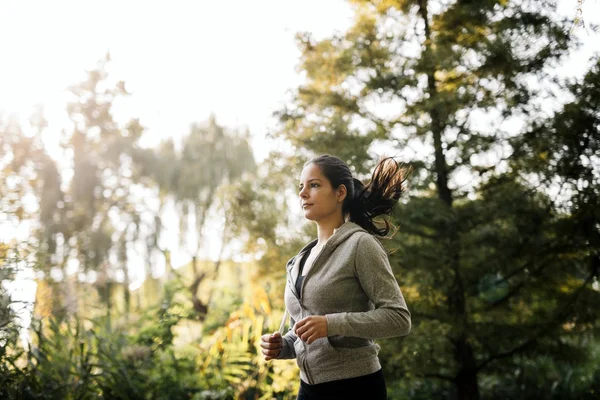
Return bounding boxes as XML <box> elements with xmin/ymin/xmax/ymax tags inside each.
<box><xmin>1</xmin><ymin>1</ymin><xmax>599</xmax><ymax>399</ymax></box>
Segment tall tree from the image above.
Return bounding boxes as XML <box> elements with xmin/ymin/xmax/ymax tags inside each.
<box><xmin>16</xmin><ymin>55</ymin><xmax>159</xmax><ymax>323</ymax></box>
<box><xmin>61</xmin><ymin>56</ymin><xmax>150</xmax><ymax>321</ymax></box>
<box><xmin>273</xmin><ymin>1</ymin><xmax>598</xmax><ymax>398</ymax></box>
<box><xmin>145</xmin><ymin>116</ymin><xmax>256</xmax><ymax>319</ymax></box>
<box><xmin>0</xmin><ymin>111</ymin><xmax>70</xmax><ymax>316</ymax></box>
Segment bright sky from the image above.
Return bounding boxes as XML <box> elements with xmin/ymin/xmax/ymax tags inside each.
<box><xmin>0</xmin><ymin>0</ymin><xmax>354</xmax><ymax>162</ymax></box>
<box><xmin>0</xmin><ymin>0</ymin><xmax>598</xmax><ymax>161</ymax></box>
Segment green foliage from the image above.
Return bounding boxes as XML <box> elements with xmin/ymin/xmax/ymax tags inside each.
<box><xmin>215</xmin><ymin>171</ymin><xmax>310</xmax><ymax>283</ymax></box>
<box><xmin>0</xmin><ymin>289</ymin><xmax>199</xmax><ymax>399</ymax></box>
<box><xmin>378</xmin><ymin>174</ymin><xmax>600</xmax><ymax>396</ymax></box>
<box><xmin>0</xmin><ymin>242</ymin><xmax>301</xmax><ymax>400</ymax></box>
<box><xmin>0</xmin><ymin>278</ymin><xmax>301</xmax><ymax>399</ymax></box>
<box><xmin>0</xmin><ymin>244</ymin><xmax>27</xmax><ymax>399</ymax></box>
<box><xmin>144</xmin><ymin>115</ymin><xmax>257</xmax><ymax>256</ymax></box>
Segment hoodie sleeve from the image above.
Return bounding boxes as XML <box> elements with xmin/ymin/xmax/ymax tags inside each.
<box><xmin>326</xmin><ymin>234</ymin><xmax>411</xmax><ymax>339</ymax></box>
<box><xmin>275</xmin><ymin>258</ymin><xmax>298</xmax><ymax>359</ymax></box>
<box><xmin>275</xmin><ymin>317</ymin><xmax>297</xmax><ymax>359</ymax></box>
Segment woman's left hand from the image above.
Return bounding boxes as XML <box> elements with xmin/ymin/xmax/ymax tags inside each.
<box><xmin>295</xmin><ymin>316</ymin><xmax>328</xmax><ymax>344</ymax></box>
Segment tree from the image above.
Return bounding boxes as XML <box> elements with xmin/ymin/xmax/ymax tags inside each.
<box><xmin>273</xmin><ymin>1</ymin><xmax>598</xmax><ymax>398</ymax></box>
<box><xmin>143</xmin><ymin>116</ymin><xmax>256</xmax><ymax>319</ymax></box>
<box><xmin>512</xmin><ymin>57</ymin><xmax>599</xmax><ymax>272</ymax></box>
<box><xmin>0</xmin><ymin>109</ymin><xmax>69</xmax><ymax>315</ymax></box>
<box><xmin>214</xmin><ymin>155</ymin><xmax>313</xmax><ymax>307</ymax></box>
<box><xmin>3</xmin><ymin>56</ymin><xmax>160</xmax><ymax>325</ymax></box>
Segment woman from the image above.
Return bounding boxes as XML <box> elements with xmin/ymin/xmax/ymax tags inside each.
<box><xmin>260</xmin><ymin>154</ymin><xmax>411</xmax><ymax>399</ymax></box>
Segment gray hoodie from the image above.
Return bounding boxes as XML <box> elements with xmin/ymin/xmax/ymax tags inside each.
<box><xmin>276</xmin><ymin>222</ymin><xmax>411</xmax><ymax>385</ymax></box>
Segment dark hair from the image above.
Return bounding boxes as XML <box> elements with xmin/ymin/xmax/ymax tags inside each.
<box><xmin>306</xmin><ymin>154</ymin><xmax>407</xmax><ymax>237</ymax></box>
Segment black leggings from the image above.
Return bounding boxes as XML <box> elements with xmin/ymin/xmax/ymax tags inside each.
<box><xmin>297</xmin><ymin>369</ymin><xmax>387</xmax><ymax>400</ymax></box>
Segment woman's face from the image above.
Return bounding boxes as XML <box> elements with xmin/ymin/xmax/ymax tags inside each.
<box><xmin>298</xmin><ymin>163</ymin><xmax>346</xmax><ymax>223</ymax></box>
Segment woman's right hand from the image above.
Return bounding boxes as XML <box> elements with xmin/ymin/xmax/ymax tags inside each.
<box><xmin>260</xmin><ymin>332</ymin><xmax>283</xmax><ymax>361</ymax></box>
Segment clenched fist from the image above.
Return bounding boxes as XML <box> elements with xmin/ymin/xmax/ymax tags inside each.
<box><xmin>295</xmin><ymin>315</ymin><xmax>328</xmax><ymax>344</ymax></box>
<box><xmin>260</xmin><ymin>332</ymin><xmax>283</xmax><ymax>361</ymax></box>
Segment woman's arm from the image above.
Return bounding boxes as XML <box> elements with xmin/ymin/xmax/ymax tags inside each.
<box><xmin>275</xmin><ymin>317</ymin><xmax>298</xmax><ymax>359</ymax></box>
<box><xmin>325</xmin><ymin>234</ymin><xmax>411</xmax><ymax>339</ymax></box>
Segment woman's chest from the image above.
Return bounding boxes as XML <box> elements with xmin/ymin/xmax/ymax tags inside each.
<box><xmin>292</xmin><ymin>258</ymin><xmax>368</xmax><ymax>312</ymax></box>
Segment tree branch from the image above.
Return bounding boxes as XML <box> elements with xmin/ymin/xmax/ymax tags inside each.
<box><xmin>476</xmin><ymin>335</ymin><xmax>538</xmax><ymax>372</ymax></box>
<box><xmin>421</xmin><ymin>372</ymin><xmax>455</xmax><ymax>382</ymax></box>
<box><xmin>476</xmin><ymin>268</ymin><xmax>597</xmax><ymax>372</ymax></box>
<box><xmin>190</xmin><ymin>271</ymin><xmax>208</xmax><ymax>318</ymax></box>
<box><xmin>471</xmin><ymin>242</ymin><xmax>575</xmax><ymax>312</ymax></box>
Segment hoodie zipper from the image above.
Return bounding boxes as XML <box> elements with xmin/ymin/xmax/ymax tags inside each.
<box><xmin>298</xmin><ymin>243</ymin><xmax>329</xmax><ymax>385</ymax></box>
<box><xmin>285</xmin><ymin>254</ymin><xmax>312</xmax><ymax>383</ymax></box>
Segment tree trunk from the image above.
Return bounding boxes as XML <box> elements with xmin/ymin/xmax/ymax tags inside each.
<box><xmin>190</xmin><ymin>255</ymin><xmax>208</xmax><ymax>319</ymax></box>
<box><xmin>105</xmin><ymin>280</ymin><xmax>112</xmax><ymax>331</ymax></box>
<box><xmin>187</xmin><ymin>192</ymin><xmax>215</xmax><ymax>320</ymax></box>
<box><xmin>455</xmin><ymin>334</ymin><xmax>480</xmax><ymax>400</ymax></box>
<box><xmin>417</xmin><ymin>0</ymin><xmax>452</xmax><ymax>207</ymax></box>
<box><xmin>123</xmin><ymin>265</ymin><xmax>131</xmax><ymax>321</ymax></box>
<box><xmin>416</xmin><ymin>1</ymin><xmax>479</xmax><ymax>399</ymax></box>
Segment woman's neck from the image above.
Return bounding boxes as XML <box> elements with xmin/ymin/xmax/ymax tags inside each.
<box><xmin>316</xmin><ymin>216</ymin><xmax>345</xmax><ymax>246</ymax></box>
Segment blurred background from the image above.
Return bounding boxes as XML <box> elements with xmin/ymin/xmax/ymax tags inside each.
<box><xmin>1</xmin><ymin>0</ymin><xmax>599</xmax><ymax>399</ymax></box>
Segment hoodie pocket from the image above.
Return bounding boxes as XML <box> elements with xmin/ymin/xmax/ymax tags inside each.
<box><xmin>309</xmin><ymin>337</ymin><xmax>379</xmax><ymax>369</ymax></box>
<box><xmin>323</xmin><ymin>337</ymin><xmax>340</xmax><ymax>354</ymax></box>
<box><xmin>305</xmin><ymin>337</ymin><xmax>342</xmax><ymax>370</ymax></box>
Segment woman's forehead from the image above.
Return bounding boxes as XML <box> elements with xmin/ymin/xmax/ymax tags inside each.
<box><xmin>300</xmin><ymin>163</ymin><xmax>324</xmax><ymax>181</ymax></box>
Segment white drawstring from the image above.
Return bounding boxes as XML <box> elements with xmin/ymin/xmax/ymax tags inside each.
<box><xmin>278</xmin><ymin>308</ymin><xmax>289</xmax><ymax>335</ymax></box>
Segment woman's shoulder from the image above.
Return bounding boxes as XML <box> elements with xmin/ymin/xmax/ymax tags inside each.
<box><xmin>353</xmin><ymin>231</ymin><xmax>387</xmax><ymax>254</ymax></box>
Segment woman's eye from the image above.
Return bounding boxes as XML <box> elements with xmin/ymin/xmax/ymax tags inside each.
<box><xmin>298</xmin><ymin>183</ymin><xmax>319</xmax><ymax>190</ymax></box>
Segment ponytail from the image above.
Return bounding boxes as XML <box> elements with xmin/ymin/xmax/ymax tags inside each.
<box><xmin>307</xmin><ymin>155</ymin><xmax>408</xmax><ymax>237</ymax></box>
<box><xmin>348</xmin><ymin>158</ymin><xmax>407</xmax><ymax>236</ymax></box>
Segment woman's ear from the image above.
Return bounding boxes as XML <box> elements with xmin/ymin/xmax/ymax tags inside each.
<box><xmin>338</xmin><ymin>184</ymin><xmax>348</xmax><ymax>203</ymax></box>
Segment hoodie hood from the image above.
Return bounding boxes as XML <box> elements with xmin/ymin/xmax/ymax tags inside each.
<box><xmin>295</xmin><ymin>221</ymin><xmax>367</xmax><ymax>258</ymax></box>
